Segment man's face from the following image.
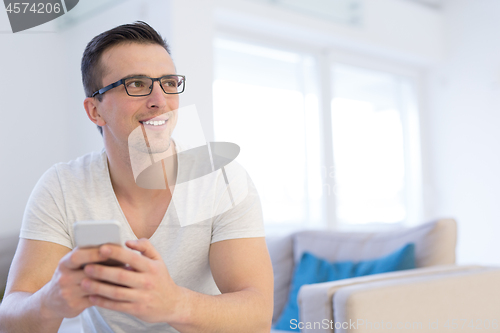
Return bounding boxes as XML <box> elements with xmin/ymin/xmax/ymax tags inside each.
<box><xmin>95</xmin><ymin>42</ymin><xmax>179</xmax><ymax>154</ymax></box>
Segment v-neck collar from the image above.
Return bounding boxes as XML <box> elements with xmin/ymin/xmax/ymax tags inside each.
<box><xmin>102</xmin><ymin>140</ymin><xmax>181</xmax><ymax>241</ymax></box>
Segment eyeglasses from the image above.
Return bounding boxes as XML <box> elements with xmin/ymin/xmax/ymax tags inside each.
<box><xmin>92</xmin><ymin>75</ymin><xmax>186</xmax><ymax>97</ymax></box>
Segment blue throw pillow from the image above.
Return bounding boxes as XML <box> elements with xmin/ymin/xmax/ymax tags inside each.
<box><xmin>273</xmin><ymin>243</ymin><xmax>416</xmax><ymax>331</ymax></box>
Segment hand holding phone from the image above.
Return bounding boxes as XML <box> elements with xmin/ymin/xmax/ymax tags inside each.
<box><xmin>74</xmin><ymin>220</ymin><xmax>126</xmax><ymax>267</ymax></box>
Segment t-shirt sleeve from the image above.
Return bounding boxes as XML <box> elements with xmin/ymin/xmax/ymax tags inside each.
<box><xmin>210</xmin><ymin>161</ymin><xmax>265</xmax><ymax>244</ymax></box>
<box><xmin>19</xmin><ymin>165</ymin><xmax>73</xmax><ymax>249</ymax></box>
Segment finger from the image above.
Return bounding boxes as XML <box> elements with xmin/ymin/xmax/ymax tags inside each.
<box><xmin>54</xmin><ymin>269</ymin><xmax>98</xmax><ymax>301</ymax></box>
<box><xmin>70</xmin><ymin>268</ymin><xmax>89</xmax><ymax>285</ymax></box>
<box><xmin>56</xmin><ymin>268</ymin><xmax>92</xmax><ymax>298</ymax></box>
<box><xmin>88</xmin><ymin>295</ymin><xmax>135</xmax><ymax>313</ymax></box>
<box><xmin>61</xmin><ymin>247</ymin><xmax>107</xmax><ymax>270</ymax></box>
<box><xmin>83</xmin><ymin>264</ymin><xmax>144</xmax><ymax>288</ymax></box>
<box><xmin>125</xmin><ymin>238</ymin><xmax>161</xmax><ymax>261</ymax></box>
<box><xmin>97</xmin><ymin>244</ymin><xmax>151</xmax><ymax>272</ymax></box>
<box><xmin>81</xmin><ymin>278</ymin><xmax>137</xmax><ymax>302</ymax></box>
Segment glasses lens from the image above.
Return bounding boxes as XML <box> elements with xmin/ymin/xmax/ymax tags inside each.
<box><xmin>124</xmin><ymin>77</ymin><xmax>152</xmax><ymax>96</ymax></box>
<box><xmin>161</xmin><ymin>76</ymin><xmax>184</xmax><ymax>94</ymax></box>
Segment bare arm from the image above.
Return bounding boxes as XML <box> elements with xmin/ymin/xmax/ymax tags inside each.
<box><xmin>0</xmin><ymin>239</ymin><xmax>70</xmax><ymax>333</ymax></box>
<box><xmin>0</xmin><ymin>239</ymin><xmax>105</xmax><ymax>333</ymax></box>
<box><xmin>171</xmin><ymin>237</ymin><xmax>274</xmax><ymax>332</ymax></box>
<box><xmin>73</xmin><ymin>237</ymin><xmax>274</xmax><ymax>332</ymax></box>
<box><xmin>0</xmin><ymin>291</ymin><xmax>62</xmax><ymax>333</ymax></box>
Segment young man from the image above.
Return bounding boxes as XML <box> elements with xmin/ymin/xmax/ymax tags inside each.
<box><xmin>0</xmin><ymin>22</ymin><xmax>273</xmax><ymax>333</ymax></box>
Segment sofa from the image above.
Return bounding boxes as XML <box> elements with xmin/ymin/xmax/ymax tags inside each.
<box><xmin>266</xmin><ymin>219</ymin><xmax>500</xmax><ymax>332</ymax></box>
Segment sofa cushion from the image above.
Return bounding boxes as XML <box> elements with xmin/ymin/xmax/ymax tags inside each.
<box><xmin>266</xmin><ymin>234</ymin><xmax>294</xmax><ymax>323</ymax></box>
<box><xmin>293</xmin><ymin>219</ymin><xmax>456</xmax><ymax>268</ymax></box>
<box><xmin>274</xmin><ymin>243</ymin><xmax>416</xmax><ymax>331</ymax></box>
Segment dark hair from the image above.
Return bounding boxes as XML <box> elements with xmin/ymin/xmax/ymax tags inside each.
<box><xmin>81</xmin><ymin>21</ymin><xmax>171</xmax><ymax>135</ymax></box>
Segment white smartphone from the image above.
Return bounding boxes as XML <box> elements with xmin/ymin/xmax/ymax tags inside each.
<box><xmin>74</xmin><ymin>220</ymin><xmax>125</xmax><ymax>267</ymax></box>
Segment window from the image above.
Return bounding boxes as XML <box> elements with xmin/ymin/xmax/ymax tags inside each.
<box><xmin>213</xmin><ymin>39</ymin><xmax>323</xmax><ymax>232</ymax></box>
<box><xmin>213</xmin><ymin>38</ymin><xmax>422</xmax><ymax>232</ymax></box>
<box><xmin>331</xmin><ymin>64</ymin><xmax>410</xmax><ymax>225</ymax></box>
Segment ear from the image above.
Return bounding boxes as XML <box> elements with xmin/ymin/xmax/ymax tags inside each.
<box><xmin>84</xmin><ymin>97</ymin><xmax>106</xmax><ymax>127</ymax></box>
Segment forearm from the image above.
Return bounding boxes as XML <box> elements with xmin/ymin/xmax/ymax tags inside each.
<box><xmin>0</xmin><ymin>289</ymin><xmax>63</xmax><ymax>333</ymax></box>
<box><xmin>169</xmin><ymin>287</ymin><xmax>272</xmax><ymax>333</ymax></box>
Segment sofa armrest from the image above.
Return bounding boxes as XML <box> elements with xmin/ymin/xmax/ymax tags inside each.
<box><xmin>334</xmin><ymin>267</ymin><xmax>500</xmax><ymax>333</ymax></box>
<box><xmin>297</xmin><ymin>265</ymin><xmax>483</xmax><ymax>333</ymax></box>
<box><xmin>0</xmin><ymin>234</ymin><xmax>19</xmax><ymax>294</ymax></box>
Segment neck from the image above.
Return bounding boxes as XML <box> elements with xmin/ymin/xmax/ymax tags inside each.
<box><xmin>104</xmin><ymin>137</ymin><xmax>177</xmax><ymax>204</ymax></box>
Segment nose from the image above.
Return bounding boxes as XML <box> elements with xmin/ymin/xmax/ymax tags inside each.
<box><xmin>146</xmin><ymin>81</ymin><xmax>167</xmax><ymax>109</ymax></box>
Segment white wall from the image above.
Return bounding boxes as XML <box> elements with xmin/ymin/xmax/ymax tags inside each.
<box><xmin>170</xmin><ymin>0</ymin><xmax>215</xmax><ymax>141</ymax></box>
<box><xmin>0</xmin><ymin>13</ymin><xmax>67</xmax><ymax>236</ymax></box>
<box><xmin>424</xmin><ymin>0</ymin><xmax>500</xmax><ymax>265</ymax></box>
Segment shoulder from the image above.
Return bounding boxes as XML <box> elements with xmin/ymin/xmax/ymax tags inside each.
<box><xmin>52</xmin><ymin>150</ymin><xmax>107</xmax><ymax>182</ymax></box>
<box><xmin>32</xmin><ymin>150</ymin><xmax>108</xmax><ymax>198</ymax></box>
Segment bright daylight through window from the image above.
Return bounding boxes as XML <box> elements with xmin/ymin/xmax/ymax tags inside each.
<box><xmin>213</xmin><ymin>38</ymin><xmax>421</xmax><ymax>232</ymax></box>
<box><xmin>331</xmin><ymin>64</ymin><xmax>410</xmax><ymax>225</ymax></box>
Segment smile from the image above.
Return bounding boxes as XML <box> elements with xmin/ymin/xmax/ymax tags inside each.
<box><xmin>141</xmin><ymin>119</ymin><xmax>167</xmax><ymax>126</ymax></box>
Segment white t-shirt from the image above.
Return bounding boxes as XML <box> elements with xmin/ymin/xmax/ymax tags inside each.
<box><xmin>19</xmin><ymin>141</ymin><xmax>265</xmax><ymax>333</ymax></box>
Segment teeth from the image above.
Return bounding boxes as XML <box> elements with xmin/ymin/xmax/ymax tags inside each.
<box><xmin>143</xmin><ymin>120</ymin><xmax>166</xmax><ymax>126</ymax></box>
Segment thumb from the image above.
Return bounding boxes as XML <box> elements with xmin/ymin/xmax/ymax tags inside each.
<box><xmin>126</xmin><ymin>238</ymin><xmax>161</xmax><ymax>260</ymax></box>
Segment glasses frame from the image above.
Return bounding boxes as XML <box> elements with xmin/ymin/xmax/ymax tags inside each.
<box><xmin>91</xmin><ymin>74</ymin><xmax>186</xmax><ymax>97</ymax></box>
